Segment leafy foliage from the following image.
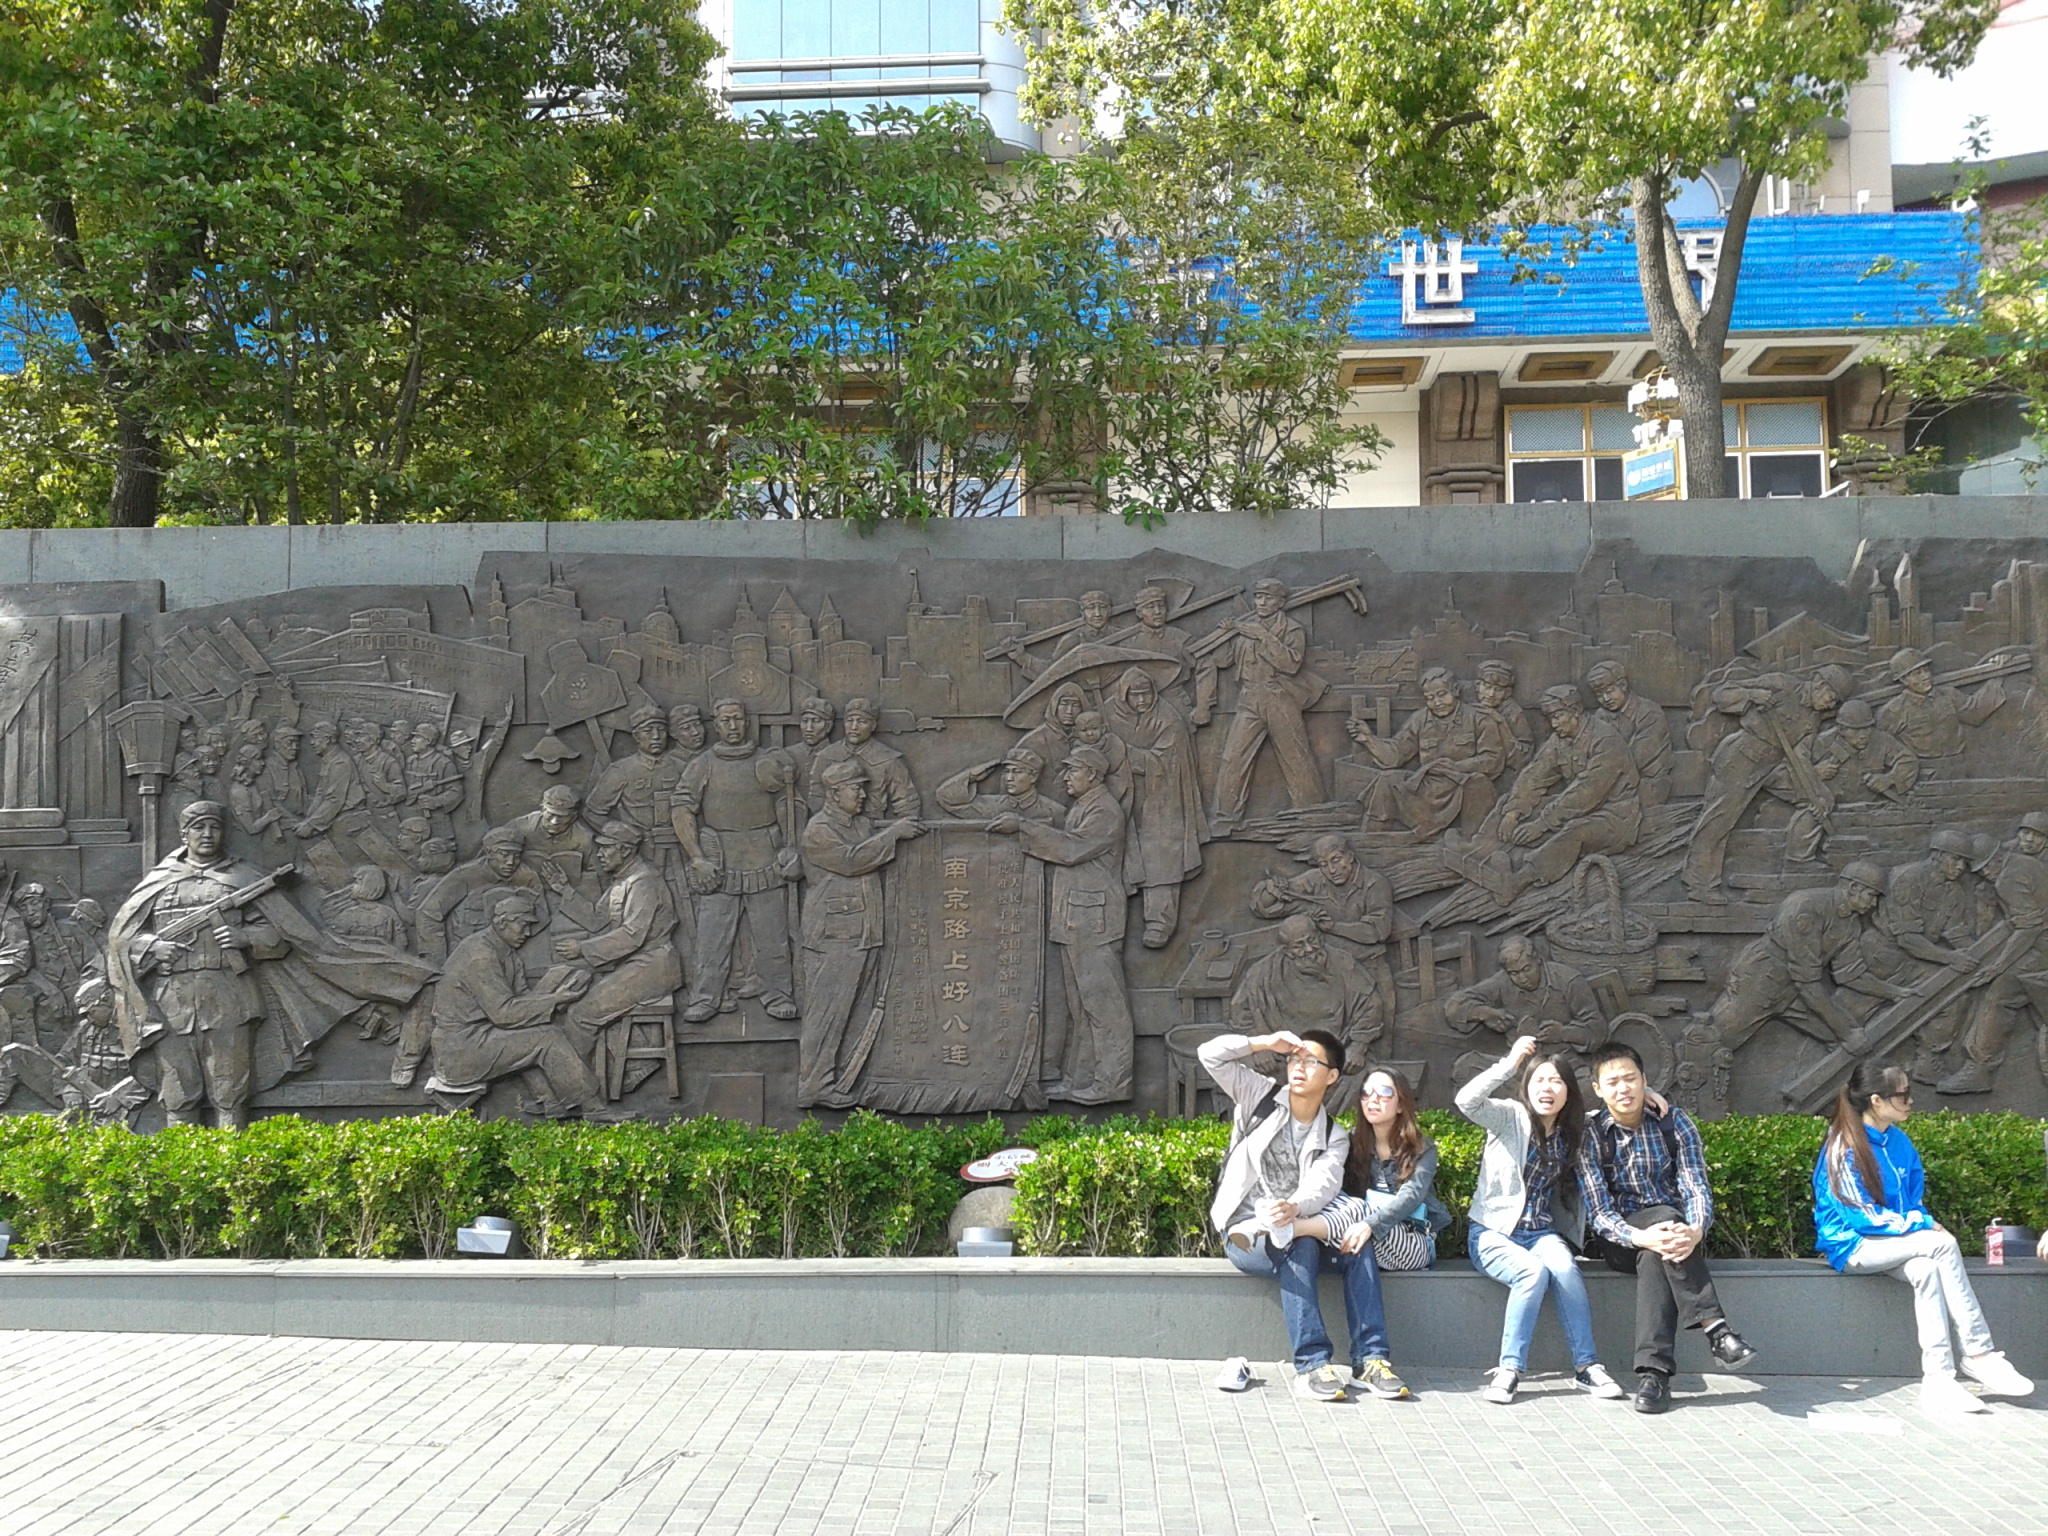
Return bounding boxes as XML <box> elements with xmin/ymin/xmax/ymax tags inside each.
<box><xmin>2</xmin><ymin>5</ymin><xmax>1384</xmax><ymax>528</ymax></box>
<box><xmin>1006</xmin><ymin>0</ymin><xmax>1998</xmax><ymax>497</ymax></box>
<box><xmin>7</xmin><ymin>1107</ymin><xmax>2025</xmax><ymax>1261</ymax></box>
<box><xmin>1878</xmin><ymin>195</ymin><xmax>2048</xmax><ymax>486</ymax></box>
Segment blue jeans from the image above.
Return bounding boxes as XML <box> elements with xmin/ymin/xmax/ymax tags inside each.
<box><xmin>1225</xmin><ymin>1234</ymin><xmax>1390</xmax><ymax>1371</ymax></box>
<box><xmin>1469</xmin><ymin>1224</ymin><xmax>1598</xmax><ymax>1372</ymax></box>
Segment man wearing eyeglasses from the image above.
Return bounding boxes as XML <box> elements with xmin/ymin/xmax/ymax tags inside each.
<box><xmin>1200</xmin><ymin>1027</ymin><xmax>1409</xmax><ymax>1403</ymax></box>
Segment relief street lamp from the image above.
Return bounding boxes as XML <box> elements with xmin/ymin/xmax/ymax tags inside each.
<box><xmin>107</xmin><ymin>699</ymin><xmax>183</xmax><ymax>863</ymax></box>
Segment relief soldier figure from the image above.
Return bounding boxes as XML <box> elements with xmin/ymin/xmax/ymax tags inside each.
<box><xmin>416</xmin><ymin>826</ymin><xmax>549</xmax><ymax>961</ymax></box>
<box><xmin>1002</xmin><ymin>589</ymin><xmax>1117</xmax><ymax>680</ymax></box>
<box><xmin>673</xmin><ymin>699</ymin><xmax>801</xmax><ymax>1024</ymax></box>
<box><xmin>509</xmin><ymin>784</ymin><xmax>600</xmax><ymax>896</ymax></box>
<box><xmin>585</xmin><ymin>704</ymin><xmax>694</xmax><ymax>913</ymax></box>
<box><xmin>1683</xmin><ymin>665</ymin><xmax>1852</xmax><ymax>903</ymax></box>
<box><xmin>1877</xmin><ymin>647</ymin><xmax>2006</xmax><ymax>762</ymax></box>
<box><xmin>1104</xmin><ymin>667</ymin><xmax>1205</xmax><ymax>946</ymax></box>
<box><xmin>1586</xmin><ymin>660</ymin><xmax>1672</xmax><ymax>809</ymax></box>
<box><xmin>548</xmin><ymin>820</ymin><xmax>684</xmax><ymax>1087</ymax></box>
<box><xmin>1112</xmin><ymin>585</ymin><xmax>1218</xmax><ymax>726</ymax></box>
<box><xmin>810</xmin><ymin>698</ymin><xmax>921</xmax><ymax>820</ymax></box>
<box><xmin>936</xmin><ymin>747</ymin><xmax>1061</xmax><ymax>824</ymax></box>
<box><xmin>1467</xmin><ymin>686</ymin><xmax>1642</xmax><ymax>900</ymax></box>
<box><xmin>992</xmin><ymin>746</ymin><xmax>1132</xmax><ymax>1103</ymax></box>
<box><xmin>1793</xmin><ymin>698</ymin><xmax>1919</xmax><ymax>860</ymax></box>
<box><xmin>1475</xmin><ymin>659</ymin><xmax>1535</xmax><ymax>773</ymax></box>
<box><xmin>797</xmin><ymin>757</ymin><xmax>923</xmax><ymax>1107</ymax></box>
<box><xmin>1861</xmin><ymin>829</ymin><xmax>1994</xmax><ymax>1086</ymax></box>
<box><xmin>108</xmin><ymin>801</ymin><xmax>432</xmax><ymax>1126</ymax></box>
<box><xmin>790</xmin><ymin>696</ymin><xmax>838</xmax><ymax>811</ymax></box>
<box><xmin>1708</xmin><ymin>862</ymin><xmax>1907</xmax><ymax>1052</ymax></box>
<box><xmin>1209</xmin><ymin>578</ymin><xmax>1326</xmax><ymax>834</ymax></box>
<box><xmin>1944</xmin><ymin>812</ymin><xmax>2048</xmax><ymax>1093</ymax></box>
<box><xmin>1446</xmin><ymin>934</ymin><xmax>1604</xmax><ymax>1051</ymax></box>
<box><xmin>1347</xmin><ymin>666</ymin><xmax>1505</xmax><ymax>836</ymax></box>
<box><xmin>422</xmin><ymin>893</ymin><xmax>625</xmax><ymax>1121</ymax></box>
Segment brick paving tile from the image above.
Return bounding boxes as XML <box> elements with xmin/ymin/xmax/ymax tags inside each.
<box><xmin>0</xmin><ymin>1332</ymin><xmax>2042</xmax><ymax>1534</ymax></box>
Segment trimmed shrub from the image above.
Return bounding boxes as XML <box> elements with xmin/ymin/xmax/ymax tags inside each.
<box><xmin>0</xmin><ymin>1108</ymin><xmax>2038</xmax><ymax>1261</ymax></box>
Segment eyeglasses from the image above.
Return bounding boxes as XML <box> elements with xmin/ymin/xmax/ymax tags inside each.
<box><xmin>1887</xmin><ymin>1090</ymin><xmax>1914</xmax><ymax>1106</ymax></box>
<box><xmin>1360</xmin><ymin>1086</ymin><xmax>1398</xmax><ymax>1100</ymax></box>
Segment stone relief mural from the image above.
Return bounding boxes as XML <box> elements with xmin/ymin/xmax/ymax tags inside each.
<box><xmin>3</xmin><ymin>540</ymin><xmax>2048</xmax><ymax>1129</ymax></box>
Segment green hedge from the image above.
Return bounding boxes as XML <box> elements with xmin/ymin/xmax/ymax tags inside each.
<box><xmin>1010</xmin><ymin>1109</ymin><xmax>2048</xmax><ymax>1260</ymax></box>
<box><xmin>0</xmin><ymin>1109</ymin><xmax>2039</xmax><ymax>1261</ymax></box>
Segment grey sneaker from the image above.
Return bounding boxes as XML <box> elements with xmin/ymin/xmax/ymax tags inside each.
<box><xmin>1481</xmin><ymin>1366</ymin><xmax>1519</xmax><ymax>1405</ymax></box>
<box><xmin>1294</xmin><ymin>1363</ymin><xmax>1350</xmax><ymax>1401</ymax></box>
<box><xmin>1354</xmin><ymin>1358</ymin><xmax>1410</xmax><ymax>1400</ymax></box>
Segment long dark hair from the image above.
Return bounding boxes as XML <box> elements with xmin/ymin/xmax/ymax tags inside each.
<box><xmin>1826</xmin><ymin>1059</ymin><xmax>1909</xmax><ymax>1205</ymax></box>
<box><xmin>1521</xmin><ymin>1053</ymin><xmax>1585</xmax><ymax>1167</ymax></box>
<box><xmin>1346</xmin><ymin>1066</ymin><xmax>1429</xmax><ymax>1192</ymax></box>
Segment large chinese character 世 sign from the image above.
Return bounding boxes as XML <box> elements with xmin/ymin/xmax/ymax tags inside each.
<box><xmin>1386</xmin><ymin>238</ymin><xmax>1479</xmax><ymax>326</ymax></box>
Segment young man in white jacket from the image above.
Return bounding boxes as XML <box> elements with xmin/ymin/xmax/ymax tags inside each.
<box><xmin>1201</xmin><ymin>1028</ymin><xmax>1409</xmax><ymax>1402</ymax></box>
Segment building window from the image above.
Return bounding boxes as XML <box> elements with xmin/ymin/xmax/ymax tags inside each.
<box><xmin>1724</xmin><ymin>399</ymin><xmax>1829</xmax><ymax>497</ymax></box>
<box><xmin>1508</xmin><ymin>397</ymin><xmax>1829</xmax><ymax>500</ymax></box>
<box><xmin>1506</xmin><ymin>404</ymin><xmax>1635</xmax><ymax>502</ymax></box>
<box><xmin>732</xmin><ymin>0</ymin><xmax>979</xmax><ymax>65</ymax></box>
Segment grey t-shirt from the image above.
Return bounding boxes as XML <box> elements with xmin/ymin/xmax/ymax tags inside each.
<box><xmin>1231</xmin><ymin>1113</ymin><xmax>1312</xmax><ymax>1231</ymax></box>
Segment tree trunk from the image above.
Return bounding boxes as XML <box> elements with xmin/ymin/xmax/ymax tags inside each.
<box><xmin>1629</xmin><ymin>164</ymin><xmax>1765</xmax><ymax>500</ymax></box>
<box><xmin>107</xmin><ymin>403</ymin><xmax>165</xmax><ymax>527</ymax></box>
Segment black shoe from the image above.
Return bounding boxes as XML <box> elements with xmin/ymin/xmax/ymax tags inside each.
<box><xmin>1633</xmin><ymin>1371</ymin><xmax>1672</xmax><ymax>1414</ymax></box>
<box><xmin>1707</xmin><ymin>1325</ymin><xmax>1759</xmax><ymax>1371</ymax></box>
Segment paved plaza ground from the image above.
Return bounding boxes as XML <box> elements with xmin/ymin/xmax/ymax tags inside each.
<box><xmin>2</xmin><ymin>1329</ymin><xmax>2040</xmax><ymax>1535</ymax></box>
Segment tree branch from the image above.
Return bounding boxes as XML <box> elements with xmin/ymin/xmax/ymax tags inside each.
<box><xmin>1700</xmin><ymin>160</ymin><xmax>1767</xmax><ymax>353</ymax></box>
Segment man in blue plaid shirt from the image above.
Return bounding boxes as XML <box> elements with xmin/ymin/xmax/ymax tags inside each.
<box><xmin>1578</xmin><ymin>1041</ymin><xmax>1759</xmax><ymax>1413</ymax></box>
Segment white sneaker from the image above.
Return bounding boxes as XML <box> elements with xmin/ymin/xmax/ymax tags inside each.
<box><xmin>1575</xmin><ymin>1363</ymin><xmax>1627</xmax><ymax>1400</ymax></box>
<box><xmin>1921</xmin><ymin>1375</ymin><xmax>1991</xmax><ymax>1415</ymax></box>
<box><xmin>1213</xmin><ymin>1356</ymin><xmax>1252</xmax><ymax>1392</ymax></box>
<box><xmin>1481</xmin><ymin>1366</ymin><xmax>1519</xmax><ymax>1405</ymax></box>
<box><xmin>1960</xmin><ymin>1352</ymin><xmax>2035</xmax><ymax>1398</ymax></box>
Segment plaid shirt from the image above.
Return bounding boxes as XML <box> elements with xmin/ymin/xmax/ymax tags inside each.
<box><xmin>1513</xmin><ymin>1127</ymin><xmax>1571</xmax><ymax>1236</ymax></box>
<box><xmin>1577</xmin><ymin>1106</ymin><xmax>1713</xmax><ymax>1246</ymax></box>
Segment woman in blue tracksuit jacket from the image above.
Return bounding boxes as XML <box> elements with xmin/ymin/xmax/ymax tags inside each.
<box><xmin>1814</xmin><ymin>1059</ymin><xmax>2033</xmax><ymax>1412</ymax></box>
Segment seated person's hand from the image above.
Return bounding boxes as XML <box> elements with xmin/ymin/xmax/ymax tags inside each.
<box><xmin>1258</xmin><ymin>1198</ymin><xmax>1299</xmax><ymax>1228</ymax></box>
<box><xmin>1339</xmin><ymin>1226</ymin><xmax>1373</xmax><ymax>1255</ymax></box>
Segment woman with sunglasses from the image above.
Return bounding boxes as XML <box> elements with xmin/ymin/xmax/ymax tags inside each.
<box><xmin>1457</xmin><ymin>1034</ymin><xmax>1627</xmax><ymax>1404</ymax></box>
<box><xmin>1293</xmin><ymin>1067</ymin><xmax>1449</xmax><ymax>1272</ymax></box>
<box><xmin>1814</xmin><ymin>1059</ymin><xmax>2034</xmax><ymax>1413</ymax></box>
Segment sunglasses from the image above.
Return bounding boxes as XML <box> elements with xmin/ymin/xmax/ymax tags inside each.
<box><xmin>1360</xmin><ymin>1085</ymin><xmax>1398</xmax><ymax>1100</ymax></box>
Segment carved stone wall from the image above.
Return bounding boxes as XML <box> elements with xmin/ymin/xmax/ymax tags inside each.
<box><xmin>3</xmin><ymin>503</ymin><xmax>2048</xmax><ymax>1131</ymax></box>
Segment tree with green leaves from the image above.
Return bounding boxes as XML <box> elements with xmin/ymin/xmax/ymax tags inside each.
<box><xmin>600</xmin><ymin>105</ymin><xmax>1386</xmax><ymax>522</ymax></box>
<box><xmin>1</xmin><ymin>0</ymin><xmax>723</xmax><ymax>527</ymax></box>
<box><xmin>1877</xmin><ymin>195</ymin><xmax>2048</xmax><ymax>488</ymax></box>
<box><xmin>1010</xmin><ymin>0</ymin><xmax>1997</xmax><ymax>497</ymax></box>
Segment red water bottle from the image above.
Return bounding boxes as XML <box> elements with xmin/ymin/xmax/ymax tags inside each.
<box><xmin>1986</xmin><ymin>1224</ymin><xmax>2006</xmax><ymax>1265</ymax></box>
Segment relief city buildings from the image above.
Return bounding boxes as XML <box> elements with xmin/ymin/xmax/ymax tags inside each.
<box><xmin>4</xmin><ymin>536</ymin><xmax>2048</xmax><ymax>1130</ymax></box>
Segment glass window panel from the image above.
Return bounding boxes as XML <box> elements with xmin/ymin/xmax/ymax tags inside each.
<box><xmin>1724</xmin><ymin>456</ymin><xmax>1741</xmax><ymax>495</ymax></box>
<box><xmin>1510</xmin><ymin>459</ymin><xmax>1585</xmax><ymax>502</ymax></box>
<box><xmin>782</xmin><ymin>67</ymin><xmax>828</xmax><ymax>79</ymax></box>
<box><xmin>832</xmin><ymin>65</ymin><xmax>879</xmax><ymax>79</ymax></box>
<box><xmin>1507</xmin><ymin>408</ymin><xmax>1586</xmax><ymax>455</ymax></box>
<box><xmin>832</xmin><ymin>0</ymin><xmax>881</xmax><ymax>61</ymax></box>
<box><xmin>1592</xmin><ymin>457</ymin><xmax>1625</xmax><ymax>500</ymax></box>
<box><xmin>1744</xmin><ymin>400</ymin><xmax>1826</xmax><ymax>447</ymax></box>
<box><xmin>732</xmin><ymin>0</ymin><xmax>782</xmax><ymax>60</ymax></box>
<box><xmin>929</xmin><ymin>0</ymin><xmax>978</xmax><ymax>54</ymax></box>
<box><xmin>1590</xmin><ymin>407</ymin><xmax>1635</xmax><ymax>453</ymax></box>
<box><xmin>1723</xmin><ymin>405</ymin><xmax>1739</xmax><ymax>445</ymax></box>
<box><xmin>931</xmin><ymin>62</ymin><xmax>978</xmax><ymax>76</ymax></box>
<box><xmin>782</xmin><ymin>0</ymin><xmax>829</xmax><ymax>58</ymax></box>
<box><xmin>1748</xmin><ymin>452</ymin><xmax>1825</xmax><ymax>498</ymax></box>
<box><xmin>878</xmin><ymin>0</ymin><xmax>929</xmax><ymax>55</ymax></box>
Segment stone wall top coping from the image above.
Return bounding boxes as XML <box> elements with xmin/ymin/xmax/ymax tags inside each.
<box><xmin>3</xmin><ymin>1255</ymin><xmax>2039</xmax><ymax>1279</ymax></box>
